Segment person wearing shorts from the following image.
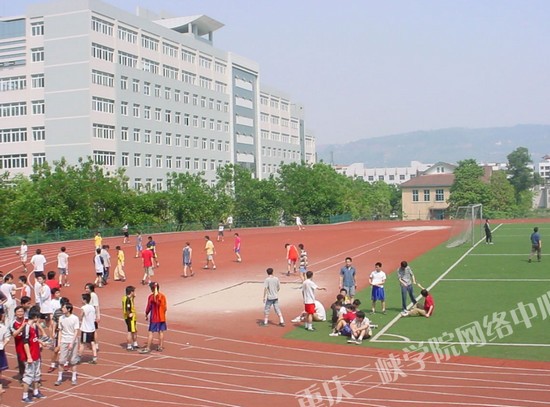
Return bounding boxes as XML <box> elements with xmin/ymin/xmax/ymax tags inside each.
<box><xmin>79</xmin><ymin>293</ymin><xmax>97</xmax><ymax>364</ymax></box>
<box><xmin>21</xmin><ymin>310</ymin><xmax>47</xmax><ymax>402</ymax></box>
<box><xmin>298</xmin><ymin>243</ymin><xmax>308</xmax><ymax>282</ymax></box>
<box><xmin>301</xmin><ymin>271</ymin><xmax>326</xmax><ymax>331</ymax></box>
<box><xmin>260</xmin><ymin>268</ymin><xmax>285</xmax><ymax>327</ymax></box>
<box><xmin>122</xmin><ymin>286</ymin><xmax>139</xmax><ymax>351</ymax></box>
<box><xmin>285</xmin><ymin>243</ymin><xmax>299</xmax><ymax>276</ymax></box>
<box><xmin>369</xmin><ymin>262</ymin><xmax>387</xmax><ymax>314</ymax></box>
<box><xmin>141</xmin><ymin>246</ymin><xmax>155</xmax><ymax>285</ymax></box>
<box><xmin>217</xmin><ymin>221</ymin><xmax>225</xmax><ymax>242</ymax></box>
<box><xmin>135</xmin><ymin>231</ymin><xmax>143</xmax><ymax>258</ymax></box>
<box><xmin>339</xmin><ymin>257</ymin><xmax>357</xmax><ymax>302</ymax></box>
<box><xmin>20</xmin><ymin>240</ymin><xmax>28</xmax><ymax>273</ymax></box>
<box><xmin>57</xmin><ymin>246</ymin><xmax>70</xmax><ymax>287</ymax></box>
<box><xmin>203</xmin><ymin>236</ymin><xmax>216</xmax><ymax>270</ymax></box>
<box><xmin>182</xmin><ymin>242</ymin><xmax>193</xmax><ymax>277</ymax></box>
<box><xmin>55</xmin><ymin>302</ymin><xmax>80</xmax><ymax>386</ymax></box>
<box><xmin>140</xmin><ymin>282</ymin><xmax>167</xmax><ymax>354</ymax></box>
<box><xmin>234</xmin><ymin>233</ymin><xmax>242</xmax><ymax>263</ymax></box>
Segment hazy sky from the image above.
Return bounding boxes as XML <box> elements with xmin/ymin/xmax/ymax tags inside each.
<box><xmin>2</xmin><ymin>0</ymin><xmax>550</xmax><ymax>145</ymax></box>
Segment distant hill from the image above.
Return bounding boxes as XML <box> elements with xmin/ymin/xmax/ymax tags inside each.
<box><xmin>316</xmin><ymin>125</ymin><xmax>550</xmax><ymax>167</ymax></box>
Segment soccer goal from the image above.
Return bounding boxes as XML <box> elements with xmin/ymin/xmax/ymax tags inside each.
<box><xmin>446</xmin><ymin>204</ymin><xmax>483</xmax><ymax>248</ymax></box>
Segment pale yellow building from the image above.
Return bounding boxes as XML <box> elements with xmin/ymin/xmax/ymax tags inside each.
<box><xmin>401</xmin><ymin>162</ymin><xmax>456</xmax><ymax>220</ymax></box>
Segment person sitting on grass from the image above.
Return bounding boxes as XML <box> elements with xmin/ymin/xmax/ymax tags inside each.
<box><xmin>328</xmin><ymin>304</ymin><xmax>358</xmax><ymax>336</ymax></box>
<box><xmin>330</xmin><ymin>295</ymin><xmax>345</xmax><ymax>328</ymax></box>
<box><xmin>291</xmin><ymin>300</ymin><xmax>326</xmax><ymax>323</ymax></box>
<box><xmin>346</xmin><ymin>311</ymin><xmax>372</xmax><ymax>345</ymax></box>
<box><xmin>403</xmin><ymin>289</ymin><xmax>434</xmax><ymax>318</ymax></box>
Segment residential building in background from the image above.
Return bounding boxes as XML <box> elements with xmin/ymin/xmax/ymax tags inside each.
<box><xmin>0</xmin><ymin>0</ymin><xmax>315</xmax><ymax>190</ymax></box>
<box><xmin>333</xmin><ymin>161</ymin><xmax>432</xmax><ymax>186</ymax></box>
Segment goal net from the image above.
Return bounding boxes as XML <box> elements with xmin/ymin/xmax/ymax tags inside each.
<box><xmin>446</xmin><ymin>204</ymin><xmax>483</xmax><ymax>248</ymax></box>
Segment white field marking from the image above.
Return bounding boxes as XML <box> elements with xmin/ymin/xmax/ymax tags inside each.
<box><xmin>371</xmin><ymin>224</ymin><xmax>502</xmax><ymax>342</ymax></box>
<box><xmin>442</xmin><ymin>278</ymin><xmax>550</xmax><ymax>282</ymax></box>
<box><xmin>97</xmin><ymin>313</ymin><xmax>550</xmax><ymax>377</ymax></box>
<box><xmin>391</xmin><ymin>225</ymin><xmax>451</xmax><ymax>231</ymax></box>
<box><xmin>50</xmin><ymin>356</ymin><xmax>149</xmax><ymax>406</ymax></box>
<box><xmin>313</xmin><ymin>230</ymin><xmax>426</xmax><ymax>276</ymax></box>
<box><xmin>470</xmin><ymin>253</ymin><xmax>547</xmax><ymax>256</ymax></box>
<box><xmin>386</xmin><ymin>373</ymin><xmax>548</xmax><ymax>406</ymax></box>
<box><xmin>382</xmin><ymin>333</ymin><xmax>412</xmax><ymax>342</ymax></box>
<box><xmin>372</xmin><ymin>339</ymin><xmax>550</xmax><ymax>347</ymax></box>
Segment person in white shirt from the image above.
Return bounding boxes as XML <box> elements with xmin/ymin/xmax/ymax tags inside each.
<box><xmin>0</xmin><ymin>275</ymin><xmax>16</xmax><ymax>326</ymax></box>
<box><xmin>291</xmin><ymin>300</ymin><xmax>327</xmax><ymax>323</ymax></box>
<box><xmin>369</xmin><ymin>262</ymin><xmax>387</xmax><ymax>314</ymax></box>
<box><xmin>79</xmin><ymin>293</ymin><xmax>97</xmax><ymax>364</ymax></box>
<box><xmin>19</xmin><ymin>240</ymin><xmax>28</xmax><ymax>273</ymax></box>
<box><xmin>57</xmin><ymin>247</ymin><xmax>70</xmax><ymax>287</ymax></box>
<box><xmin>54</xmin><ymin>302</ymin><xmax>80</xmax><ymax>386</ymax></box>
<box><xmin>301</xmin><ymin>271</ymin><xmax>326</xmax><ymax>331</ymax></box>
<box><xmin>36</xmin><ymin>273</ymin><xmax>53</xmax><ymax>330</ymax></box>
<box><xmin>30</xmin><ymin>249</ymin><xmax>46</xmax><ymax>278</ymax></box>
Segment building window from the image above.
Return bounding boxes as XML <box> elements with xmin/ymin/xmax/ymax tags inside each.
<box><xmin>181</xmin><ymin>48</ymin><xmax>195</xmax><ymax>63</ymax></box>
<box><xmin>31</xmin><ymin>48</ymin><xmax>44</xmax><ymax>62</ymax></box>
<box><xmin>31</xmin><ymin>74</ymin><xmax>45</xmax><ymax>88</ymax></box>
<box><xmin>132</xmin><ymin>104</ymin><xmax>140</xmax><ymax>118</ymax></box>
<box><xmin>165</xmin><ymin>133</ymin><xmax>172</xmax><ymax>146</ymax></box>
<box><xmin>399</xmin><ymin>174</ymin><xmax>406</xmax><ymax>180</ymax></box>
<box><xmin>118</xmin><ymin>26</ymin><xmax>137</xmax><ymax>43</ymax></box>
<box><xmin>133</xmin><ymin>153</ymin><xmax>141</xmax><ymax>167</ymax></box>
<box><xmin>141</xmin><ymin>35</ymin><xmax>159</xmax><ymax>51</ymax></box>
<box><xmin>144</xmin><ymin>130</ymin><xmax>151</xmax><ymax>144</ymax></box>
<box><xmin>92</xmin><ymin>123</ymin><xmax>115</xmax><ymax>139</ymax></box>
<box><xmin>133</xmin><ymin>129</ymin><xmax>140</xmax><ymax>142</ymax></box>
<box><xmin>143</xmin><ymin>82</ymin><xmax>150</xmax><ymax>95</ymax></box>
<box><xmin>92</xmin><ymin>97</ymin><xmax>114</xmax><ymax>113</ymax></box>
<box><xmin>155</xmin><ymin>132</ymin><xmax>162</xmax><ymax>145</ymax></box>
<box><xmin>120</xmin><ymin>76</ymin><xmax>128</xmax><ymax>90</ymax></box>
<box><xmin>144</xmin><ymin>106</ymin><xmax>151</xmax><ymax>120</ymax></box>
<box><xmin>155</xmin><ymin>108</ymin><xmax>161</xmax><ymax>121</ymax></box>
<box><xmin>121</xmin><ymin>152</ymin><xmax>129</xmax><ymax>167</ymax></box>
<box><xmin>412</xmin><ymin>190</ymin><xmax>419</xmax><ymax>202</ymax></box>
<box><xmin>31</xmin><ymin>100</ymin><xmax>45</xmax><ymax>115</ymax></box>
<box><xmin>31</xmin><ymin>22</ymin><xmax>44</xmax><ymax>36</ymax></box>
<box><xmin>145</xmin><ymin>154</ymin><xmax>152</xmax><ymax>168</ymax></box>
<box><xmin>156</xmin><ymin>155</ymin><xmax>162</xmax><ymax>168</ymax></box>
<box><xmin>92</xmin><ymin>43</ymin><xmax>113</xmax><ymax>62</ymax></box>
<box><xmin>0</xmin><ymin>128</ymin><xmax>27</xmax><ymax>143</ymax></box>
<box><xmin>93</xmin><ymin>150</ymin><xmax>116</xmax><ymax>166</ymax></box>
<box><xmin>118</xmin><ymin>51</ymin><xmax>138</xmax><ymax>68</ymax></box>
<box><xmin>91</xmin><ymin>70</ymin><xmax>113</xmax><ymax>87</ymax></box>
<box><xmin>435</xmin><ymin>189</ymin><xmax>445</xmax><ymax>202</ymax></box>
<box><xmin>91</xmin><ymin>16</ymin><xmax>113</xmax><ymax>36</ymax></box>
<box><xmin>132</xmin><ymin>79</ymin><xmax>139</xmax><ymax>93</ymax></box>
<box><xmin>32</xmin><ymin>127</ymin><xmax>45</xmax><ymax>141</ymax></box>
<box><xmin>424</xmin><ymin>189</ymin><xmax>430</xmax><ymax>201</ymax></box>
<box><xmin>0</xmin><ymin>102</ymin><xmax>26</xmax><ymax>117</ymax></box>
<box><xmin>0</xmin><ymin>154</ymin><xmax>28</xmax><ymax>169</ymax></box>
<box><xmin>142</xmin><ymin>58</ymin><xmax>159</xmax><ymax>74</ymax></box>
<box><xmin>120</xmin><ymin>127</ymin><xmax>128</xmax><ymax>141</ymax></box>
<box><xmin>0</xmin><ymin>76</ymin><xmax>26</xmax><ymax>91</ymax></box>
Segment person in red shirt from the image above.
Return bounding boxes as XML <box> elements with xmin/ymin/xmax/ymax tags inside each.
<box><xmin>285</xmin><ymin>243</ymin><xmax>299</xmax><ymax>276</ymax></box>
<box><xmin>21</xmin><ymin>310</ymin><xmax>47</xmax><ymax>402</ymax></box>
<box><xmin>139</xmin><ymin>282</ymin><xmax>167</xmax><ymax>354</ymax></box>
<box><xmin>11</xmin><ymin>306</ymin><xmax>27</xmax><ymax>380</ymax></box>
<box><xmin>141</xmin><ymin>247</ymin><xmax>154</xmax><ymax>286</ymax></box>
<box><xmin>46</xmin><ymin>271</ymin><xmax>60</xmax><ymax>298</ymax></box>
<box><xmin>406</xmin><ymin>289</ymin><xmax>435</xmax><ymax>318</ymax></box>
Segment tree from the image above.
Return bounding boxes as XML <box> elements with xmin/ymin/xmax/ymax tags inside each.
<box><xmin>448</xmin><ymin>159</ymin><xmax>490</xmax><ymax>211</ymax></box>
<box><xmin>507</xmin><ymin>147</ymin><xmax>541</xmax><ymax>204</ymax></box>
<box><xmin>166</xmin><ymin>172</ymin><xmax>215</xmax><ymax>227</ymax></box>
<box><xmin>487</xmin><ymin>170</ymin><xmax>516</xmax><ymax>217</ymax></box>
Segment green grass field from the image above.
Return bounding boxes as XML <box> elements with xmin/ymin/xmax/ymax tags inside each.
<box><xmin>286</xmin><ymin>223</ymin><xmax>550</xmax><ymax>362</ymax></box>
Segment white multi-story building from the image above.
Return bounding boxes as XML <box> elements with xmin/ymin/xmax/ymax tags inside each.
<box><xmin>0</xmin><ymin>0</ymin><xmax>315</xmax><ymax>190</ymax></box>
<box><xmin>333</xmin><ymin>161</ymin><xmax>432</xmax><ymax>186</ymax></box>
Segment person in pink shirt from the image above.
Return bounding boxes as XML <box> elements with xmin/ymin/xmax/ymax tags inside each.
<box><xmin>234</xmin><ymin>233</ymin><xmax>242</xmax><ymax>263</ymax></box>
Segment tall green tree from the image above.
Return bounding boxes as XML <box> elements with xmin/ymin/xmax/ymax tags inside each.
<box><xmin>448</xmin><ymin>159</ymin><xmax>490</xmax><ymax>211</ymax></box>
<box><xmin>166</xmin><ymin>172</ymin><xmax>215</xmax><ymax>226</ymax></box>
<box><xmin>507</xmin><ymin>147</ymin><xmax>541</xmax><ymax>204</ymax></box>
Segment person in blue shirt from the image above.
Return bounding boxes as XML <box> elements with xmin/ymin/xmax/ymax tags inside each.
<box><xmin>528</xmin><ymin>227</ymin><xmax>542</xmax><ymax>263</ymax></box>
